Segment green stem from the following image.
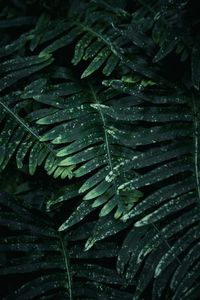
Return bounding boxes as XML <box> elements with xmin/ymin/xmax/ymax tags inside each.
<box><xmin>89</xmin><ymin>83</ymin><xmax>118</xmax><ymax>196</ymax></box>
<box><xmin>193</xmin><ymin>96</ymin><xmax>200</xmax><ymax>202</ymax></box>
<box><xmin>0</xmin><ymin>100</ymin><xmax>58</xmax><ymax>158</ymax></box>
<box><xmin>58</xmin><ymin>232</ymin><xmax>73</xmax><ymax>300</ymax></box>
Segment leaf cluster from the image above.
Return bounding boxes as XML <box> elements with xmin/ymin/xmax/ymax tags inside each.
<box><xmin>1</xmin><ymin>0</ymin><xmax>200</xmax><ymax>299</ymax></box>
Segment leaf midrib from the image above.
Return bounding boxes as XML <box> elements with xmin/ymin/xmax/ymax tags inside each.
<box><xmin>58</xmin><ymin>232</ymin><xmax>73</xmax><ymax>300</ymax></box>
<box><xmin>193</xmin><ymin>96</ymin><xmax>200</xmax><ymax>202</ymax></box>
<box><xmin>89</xmin><ymin>83</ymin><xmax>119</xmax><ymax>199</ymax></box>
<box><xmin>0</xmin><ymin>99</ymin><xmax>58</xmax><ymax>160</ymax></box>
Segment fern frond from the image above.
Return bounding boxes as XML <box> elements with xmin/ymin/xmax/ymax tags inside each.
<box><xmin>32</xmin><ymin>74</ymin><xmax>143</xmax><ymax>219</ymax></box>
<box><xmin>1</xmin><ymin>1</ymin><xmax>200</xmax><ymax>299</ymax></box>
<box><xmin>100</xmin><ymin>77</ymin><xmax>200</xmax><ymax>299</ymax></box>
<box><xmin>0</xmin><ymin>55</ymin><xmax>76</xmax><ymax>178</ymax></box>
<box><xmin>0</xmin><ymin>191</ymin><xmax>131</xmax><ymax>299</ymax></box>
<box><xmin>28</xmin><ymin>2</ymin><xmax>161</xmax><ymax>81</ymax></box>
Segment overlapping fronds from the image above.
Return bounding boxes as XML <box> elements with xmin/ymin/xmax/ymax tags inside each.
<box><xmin>1</xmin><ymin>0</ymin><xmax>200</xmax><ymax>299</ymax></box>
<box><xmin>0</xmin><ymin>191</ymin><xmax>133</xmax><ymax>299</ymax></box>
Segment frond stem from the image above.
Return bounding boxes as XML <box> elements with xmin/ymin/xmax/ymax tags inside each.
<box><xmin>58</xmin><ymin>232</ymin><xmax>73</xmax><ymax>300</ymax></box>
<box><xmin>89</xmin><ymin>83</ymin><xmax>118</xmax><ymax>197</ymax></box>
<box><xmin>192</xmin><ymin>96</ymin><xmax>200</xmax><ymax>203</ymax></box>
<box><xmin>0</xmin><ymin>100</ymin><xmax>58</xmax><ymax>159</ymax></box>
<box><xmin>151</xmin><ymin>222</ymin><xmax>181</xmax><ymax>265</ymax></box>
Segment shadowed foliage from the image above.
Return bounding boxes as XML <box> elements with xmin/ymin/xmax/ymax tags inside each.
<box><xmin>0</xmin><ymin>0</ymin><xmax>200</xmax><ymax>299</ymax></box>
